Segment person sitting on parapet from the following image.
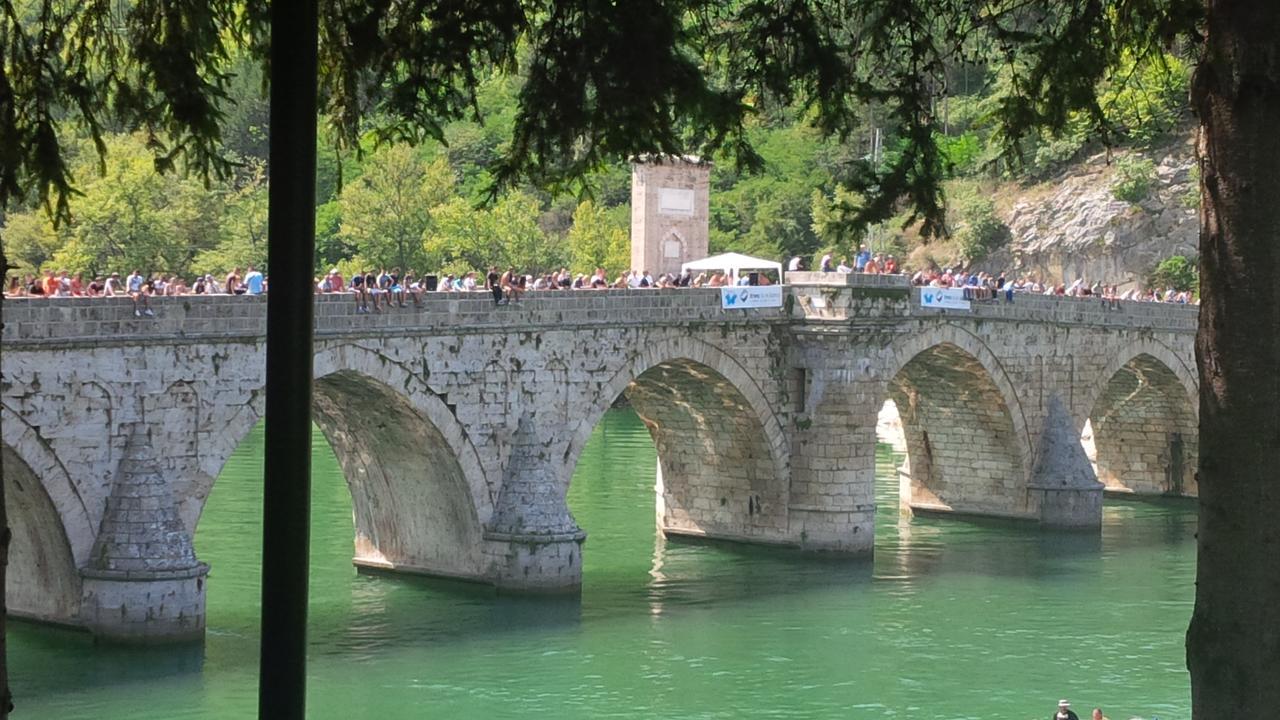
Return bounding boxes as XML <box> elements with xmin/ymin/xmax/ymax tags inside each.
<box><xmin>363</xmin><ymin>270</ymin><xmax>382</xmax><ymax>312</ymax></box>
<box><xmin>501</xmin><ymin>266</ymin><xmax>523</xmax><ymax>303</ymax></box>
<box><xmin>125</xmin><ymin>269</ymin><xmax>154</xmax><ymax>317</ymax></box>
<box><xmin>1053</xmin><ymin>699</ymin><xmax>1080</xmax><ymax>720</ymax></box>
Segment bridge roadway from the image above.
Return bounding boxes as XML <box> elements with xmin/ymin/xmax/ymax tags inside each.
<box><xmin>0</xmin><ymin>275</ymin><xmax>1198</xmax><ymax>641</ymax></box>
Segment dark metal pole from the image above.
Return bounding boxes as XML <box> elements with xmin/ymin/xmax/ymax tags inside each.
<box><xmin>260</xmin><ymin>0</ymin><xmax>318</xmax><ymax>714</ymax></box>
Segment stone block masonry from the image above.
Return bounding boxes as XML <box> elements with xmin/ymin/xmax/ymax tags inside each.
<box><xmin>1</xmin><ymin>283</ymin><xmax>1197</xmax><ymax>640</ymax></box>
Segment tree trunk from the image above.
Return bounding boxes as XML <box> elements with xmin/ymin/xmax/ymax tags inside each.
<box><xmin>257</xmin><ymin>0</ymin><xmax>318</xmax><ymax>717</ymax></box>
<box><xmin>1187</xmin><ymin>1</ymin><xmax>1280</xmax><ymax>716</ymax></box>
<box><xmin>0</xmin><ymin>247</ymin><xmax>12</xmax><ymax>719</ymax></box>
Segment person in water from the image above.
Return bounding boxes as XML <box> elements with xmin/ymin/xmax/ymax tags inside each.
<box><xmin>1054</xmin><ymin>699</ymin><xmax>1080</xmax><ymax>720</ymax></box>
<box><xmin>1091</xmin><ymin>708</ymin><xmax>1109</xmax><ymax>720</ymax></box>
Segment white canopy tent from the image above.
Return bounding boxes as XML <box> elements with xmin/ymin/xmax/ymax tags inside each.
<box><xmin>680</xmin><ymin>252</ymin><xmax>783</xmax><ymax>283</ymax></box>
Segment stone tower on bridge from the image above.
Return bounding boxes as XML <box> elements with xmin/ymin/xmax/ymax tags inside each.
<box><xmin>630</xmin><ymin>155</ymin><xmax>711</xmax><ymax>277</ymax></box>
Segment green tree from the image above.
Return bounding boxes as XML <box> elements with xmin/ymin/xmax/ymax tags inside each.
<box><xmin>811</xmin><ymin>187</ymin><xmax>867</xmax><ymax>249</ymax></box>
<box><xmin>1112</xmin><ymin>156</ymin><xmax>1157</xmax><ymax>204</ymax></box>
<box><xmin>194</xmin><ymin>162</ymin><xmax>270</xmax><ymax>276</ymax></box>
<box><xmin>0</xmin><ymin>211</ymin><xmax>59</xmax><ymax>274</ymax></box>
<box><xmin>49</xmin><ymin>135</ymin><xmax>225</xmax><ymax>277</ymax></box>
<box><xmin>313</xmin><ymin>200</ymin><xmax>351</xmax><ymax>272</ymax></box>
<box><xmin>426</xmin><ymin>190</ymin><xmax>560</xmax><ymax>274</ymax></box>
<box><xmin>1148</xmin><ymin>255</ymin><xmax>1198</xmax><ymax>293</ymax></box>
<box><xmin>337</xmin><ymin>145</ymin><xmax>453</xmax><ymax>272</ymax></box>
<box><xmin>568</xmin><ymin>200</ymin><xmax>629</xmax><ymax>275</ymax></box>
<box><xmin>952</xmin><ymin>193</ymin><xmax>1011</xmax><ymax>262</ymax></box>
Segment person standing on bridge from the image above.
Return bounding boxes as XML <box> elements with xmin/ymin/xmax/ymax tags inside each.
<box><xmin>855</xmin><ymin>244</ymin><xmax>871</xmax><ymax>272</ymax></box>
<box><xmin>487</xmin><ymin>266</ymin><xmax>505</xmax><ymax>305</ymax></box>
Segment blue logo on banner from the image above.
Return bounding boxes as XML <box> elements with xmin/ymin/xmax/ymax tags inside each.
<box><xmin>725</xmin><ymin>293</ymin><xmax>737</xmax><ymax>306</ymax></box>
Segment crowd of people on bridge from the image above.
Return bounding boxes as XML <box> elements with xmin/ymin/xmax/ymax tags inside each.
<box><xmin>3</xmin><ymin>263</ymin><xmax>782</xmax><ymax>314</ymax></box>
<box><xmin>906</xmin><ymin>267</ymin><xmax>1197</xmax><ymax>305</ymax></box>
<box><xmin>5</xmin><ymin>241</ymin><xmax>1197</xmax><ymax>315</ymax></box>
<box><xmin>795</xmin><ymin>244</ymin><xmax>1197</xmax><ymax>305</ymax></box>
<box><xmin>800</xmin><ymin>244</ymin><xmax>902</xmax><ymax>275</ymax></box>
<box><xmin>330</xmin><ymin>264</ymin><xmax>783</xmax><ymax>312</ymax></box>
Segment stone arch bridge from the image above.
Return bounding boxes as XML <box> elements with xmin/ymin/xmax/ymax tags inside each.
<box><xmin>0</xmin><ymin>275</ymin><xmax>1197</xmax><ymax>641</ymax></box>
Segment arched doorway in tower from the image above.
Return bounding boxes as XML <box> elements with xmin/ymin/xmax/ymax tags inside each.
<box><xmin>661</xmin><ymin>231</ymin><xmax>686</xmax><ymax>271</ymax></box>
<box><xmin>563</xmin><ymin>350</ymin><xmax>790</xmax><ymax>592</ymax></box>
<box><xmin>878</xmin><ymin>342</ymin><xmax>1032</xmax><ymax>520</ymax></box>
<box><xmin>1082</xmin><ymin>353</ymin><xmax>1198</xmax><ymax>497</ymax></box>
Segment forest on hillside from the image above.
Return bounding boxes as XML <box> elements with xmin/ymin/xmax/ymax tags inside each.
<box><xmin>1</xmin><ymin>49</ymin><xmax>1191</xmax><ymax>282</ymax></box>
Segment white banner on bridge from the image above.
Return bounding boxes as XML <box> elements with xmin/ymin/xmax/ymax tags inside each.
<box><xmin>721</xmin><ymin>285</ymin><xmax>783</xmax><ymax>310</ymax></box>
<box><xmin>920</xmin><ymin>287</ymin><xmax>971</xmax><ymax>310</ymax></box>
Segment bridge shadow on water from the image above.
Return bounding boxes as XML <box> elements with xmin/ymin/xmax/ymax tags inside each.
<box><xmin>309</xmin><ymin>535</ymin><xmax>880</xmax><ymax>660</ymax></box>
<box><xmin>244</xmin><ymin>439</ymin><xmax>1195</xmax><ymax>666</ymax></box>
<box><xmin>8</xmin><ymin>620</ymin><xmax>207</xmax><ymax>699</ymax></box>
<box><xmin>872</xmin><ymin>492</ymin><xmax>1195</xmax><ymax>590</ymax></box>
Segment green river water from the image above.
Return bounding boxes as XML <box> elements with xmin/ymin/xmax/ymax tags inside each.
<box><xmin>11</xmin><ymin>409</ymin><xmax>1195</xmax><ymax>719</ymax></box>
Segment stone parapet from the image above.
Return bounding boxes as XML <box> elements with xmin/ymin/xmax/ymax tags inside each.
<box><xmin>1</xmin><ymin>284</ymin><xmax>1197</xmax><ymax>346</ymax></box>
<box><xmin>786</xmin><ymin>283</ymin><xmax>1197</xmax><ymax>332</ymax></box>
<box><xmin>910</xmin><ymin>288</ymin><xmax>1198</xmax><ymax>332</ymax></box>
<box><xmin>0</xmin><ymin>290</ymin><xmax>789</xmax><ymax>346</ymax></box>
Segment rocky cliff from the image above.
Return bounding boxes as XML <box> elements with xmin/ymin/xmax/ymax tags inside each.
<box><xmin>982</xmin><ymin>137</ymin><xmax>1199</xmax><ymax>288</ymax></box>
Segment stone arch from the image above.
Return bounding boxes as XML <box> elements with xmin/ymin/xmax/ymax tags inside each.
<box><xmin>1082</xmin><ymin>345</ymin><xmax>1198</xmax><ymax>497</ymax></box>
<box><xmin>1</xmin><ymin>406</ymin><xmax>90</xmax><ymax>626</ymax></box>
<box><xmin>191</xmin><ymin>345</ymin><xmax>492</xmax><ymax>580</ymax></box>
<box><xmin>563</xmin><ymin>336</ymin><xmax>790</xmax><ymax>543</ymax></box>
<box><xmin>882</xmin><ymin>330</ymin><xmax>1034</xmax><ymax>519</ymax></box>
<box><xmin>1079</xmin><ymin>338</ymin><xmax>1198</xmax><ymax>427</ymax></box>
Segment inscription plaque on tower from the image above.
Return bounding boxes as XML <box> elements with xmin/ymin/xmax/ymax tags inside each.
<box><xmin>657</xmin><ymin>187</ymin><xmax>696</xmax><ymax>216</ymax></box>
<box><xmin>631</xmin><ymin>156</ymin><xmax>711</xmax><ymax>278</ymax></box>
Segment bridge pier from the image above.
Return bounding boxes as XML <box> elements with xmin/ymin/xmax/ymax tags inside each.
<box><xmin>1029</xmin><ymin>396</ymin><xmax>1104</xmax><ymax>527</ymax></box>
<box><xmin>785</xmin><ymin>365</ymin><xmax>879</xmax><ymax>554</ymax></box>
<box><xmin>484</xmin><ymin>415</ymin><xmax>586</xmax><ymax>592</ymax></box>
<box><xmin>80</xmin><ymin>426</ymin><xmax>208</xmax><ymax>642</ymax></box>
<box><xmin>483</xmin><ymin>530</ymin><xmax>587</xmax><ymax>593</ymax></box>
